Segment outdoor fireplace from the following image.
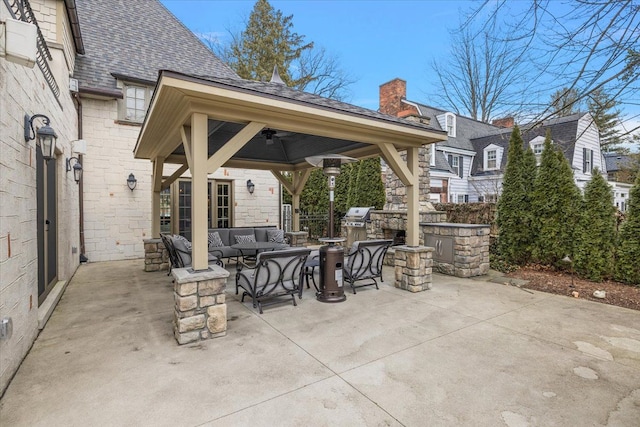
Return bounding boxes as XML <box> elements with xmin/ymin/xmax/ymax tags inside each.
<box><xmin>383</xmin><ymin>229</ymin><xmax>406</xmax><ymax>246</ymax></box>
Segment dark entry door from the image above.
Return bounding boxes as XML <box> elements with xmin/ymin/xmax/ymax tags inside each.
<box><xmin>37</xmin><ymin>144</ymin><xmax>57</xmax><ymax>303</ymax></box>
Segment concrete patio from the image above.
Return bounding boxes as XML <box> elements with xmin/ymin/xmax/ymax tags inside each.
<box><xmin>1</xmin><ymin>259</ymin><xmax>639</xmax><ymax>426</ymax></box>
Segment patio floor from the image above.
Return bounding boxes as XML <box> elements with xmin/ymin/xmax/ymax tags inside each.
<box><xmin>1</xmin><ymin>259</ymin><xmax>639</xmax><ymax>426</ymax></box>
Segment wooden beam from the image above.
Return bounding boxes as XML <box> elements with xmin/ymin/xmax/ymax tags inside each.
<box><xmin>161</xmin><ymin>163</ymin><xmax>189</xmax><ymax>190</ymax></box>
<box><xmin>292</xmin><ymin>169</ymin><xmax>312</xmax><ymax>194</ymax></box>
<box><xmin>180</xmin><ymin>125</ymin><xmax>193</xmax><ymax>170</ymax></box>
<box><xmin>207</xmin><ymin>121</ymin><xmax>265</xmax><ymax>173</ymax></box>
<box><xmin>270</xmin><ymin>170</ymin><xmax>294</xmax><ymax>195</ymax></box>
<box><xmin>379</xmin><ymin>142</ymin><xmax>414</xmax><ymax>186</ymax></box>
<box><xmin>152</xmin><ymin>156</ymin><xmax>165</xmax><ymax>192</ymax></box>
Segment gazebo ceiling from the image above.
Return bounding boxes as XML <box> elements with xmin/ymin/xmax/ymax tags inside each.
<box><xmin>168</xmin><ymin>121</ymin><xmax>370</xmax><ymax>167</ymax></box>
<box><xmin>134</xmin><ymin>71</ymin><xmax>446</xmax><ymax>171</ymax></box>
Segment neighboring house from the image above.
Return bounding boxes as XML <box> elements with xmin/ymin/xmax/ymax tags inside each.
<box><xmin>379</xmin><ymin>79</ymin><xmax>610</xmax><ymax>204</ymax></box>
<box><xmin>0</xmin><ymin>0</ymin><xmax>278</xmax><ymax>394</ymax></box>
<box><xmin>605</xmin><ymin>153</ymin><xmax>636</xmax><ymax>212</ymax></box>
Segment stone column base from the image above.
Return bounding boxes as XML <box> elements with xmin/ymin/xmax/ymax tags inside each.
<box><xmin>285</xmin><ymin>231</ymin><xmax>308</xmax><ymax>247</ymax></box>
<box><xmin>172</xmin><ymin>265</ymin><xmax>230</xmax><ymax>345</ymax></box>
<box><xmin>393</xmin><ymin>245</ymin><xmax>434</xmax><ymax>292</ymax></box>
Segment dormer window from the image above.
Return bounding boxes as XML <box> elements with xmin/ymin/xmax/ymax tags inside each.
<box><xmin>117</xmin><ymin>80</ymin><xmax>153</xmax><ymax>124</ymax></box>
<box><xmin>487</xmin><ymin>150</ymin><xmax>497</xmax><ymax>169</ymax></box>
<box><xmin>445</xmin><ymin>113</ymin><xmax>456</xmax><ymax>137</ymax></box>
<box><xmin>483</xmin><ymin>144</ymin><xmax>502</xmax><ymax>171</ymax></box>
<box><xmin>529</xmin><ymin>136</ymin><xmax>547</xmax><ymax>165</ymax></box>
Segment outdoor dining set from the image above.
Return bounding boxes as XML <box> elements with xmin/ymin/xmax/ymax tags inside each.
<box><xmin>160</xmin><ymin>228</ymin><xmax>393</xmax><ymax>314</ymax></box>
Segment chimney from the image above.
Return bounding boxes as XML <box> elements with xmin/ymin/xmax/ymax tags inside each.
<box><xmin>492</xmin><ymin>117</ymin><xmax>515</xmax><ymax>128</ymax></box>
<box><xmin>380</xmin><ymin>78</ymin><xmax>409</xmax><ymax>116</ymax></box>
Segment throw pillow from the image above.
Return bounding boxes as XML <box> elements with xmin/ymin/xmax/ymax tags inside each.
<box><xmin>267</xmin><ymin>229</ymin><xmax>286</xmax><ymax>244</ymax></box>
<box><xmin>208</xmin><ymin>232</ymin><xmax>224</xmax><ymax>247</ymax></box>
<box><xmin>234</xmin><ymin>234</ymin><xmax>256</xmax><ymax>244</ymax></box>
<box><xmin>173</xmin><ymin>234</ymin><xmax>192</xmax><ymax>251</ymax></box>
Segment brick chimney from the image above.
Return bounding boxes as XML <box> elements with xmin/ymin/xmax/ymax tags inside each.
<box><xmin>492</xmin><ymin>117</ymin><xmax>515</xmax><ymax>128</ymax></box>
<box><xmin>380</xmin><ymin>78</ymin><xmax>419</xmax><ymax>117</ymax></box>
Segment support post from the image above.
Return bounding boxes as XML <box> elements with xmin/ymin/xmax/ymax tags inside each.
<box><xmin>406</xmin><ymin>146</ymin><xmax>419</xmax><ymax>246</ymax></box>
<box><xmin>191</xmin><ymin>113</ymin><xmax>209</xmax><ymax>270</ymax></box>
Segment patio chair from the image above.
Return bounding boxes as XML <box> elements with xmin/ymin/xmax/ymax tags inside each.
<box><xmin>343</xmin><ymin>239</ymin><xmax>393</xmax><ymax>294</ymax></box>
<box><xmin>164</xmin><ymin>234</ymin><xmax>223</xmax><ymax>271</ymax></box>
<box><xmin>236</xmin><ymin>248</ymin><xmax>311</xmax><ymax>314</ymax></box>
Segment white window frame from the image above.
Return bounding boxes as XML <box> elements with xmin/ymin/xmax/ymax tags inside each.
<box><xmin>445</xmin><ymin>112</ymin><xmax>456</xmax><ymax>137</ymax></box>
<box><xmin>486</xmin><ymin>150</ymin><xmax>497</xmax><ymax>170</ymax></box>
<box><xmin>583</xmin><ymin>148</ymin><xmax>593</xmax><ymax>174</ymax></box>
<box><xmin>117</xmin><ymin>81</ymin><xmax>153</xmax><ymax>124</ymax></box>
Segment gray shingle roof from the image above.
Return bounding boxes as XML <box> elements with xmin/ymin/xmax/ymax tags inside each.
<box><xmin>74</xmin><ymin>0</ymin><xmax>238</xmax><ymax>92</ymax></box>
<box><xmin>604</xmin><ymin>152</ymin><xmax>636</xmax><ymax>172</ymax></box>
<box><xmin>173</xmin><ymin>72</ymin><xmax>443</xmax><ymax>132</ymax></box>
<box><xmin>469</xmin><ymin>113</ymin><xmax>583</xmax><ymax>175</ymax></box>
<box><xmin>411</xmin><ymin>103</ymin><xmax>501</xmax><ymax>151</ymax></box>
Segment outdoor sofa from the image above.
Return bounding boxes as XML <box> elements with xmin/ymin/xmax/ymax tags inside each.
<box><xmin>207</xmin><ymin>226</ymin><xmax>289</xmax><ymax>262</ymax></box>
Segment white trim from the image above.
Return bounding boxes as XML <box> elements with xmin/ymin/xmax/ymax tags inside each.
<box><xmin>439</xmin><ymin>147</ymin><xmax>475</xmax><ymax>156</ymax></box>
<box><xmin>401</xmin><ymin>99</ymin><xmax>423</xmax><ymax>116</ymax></box>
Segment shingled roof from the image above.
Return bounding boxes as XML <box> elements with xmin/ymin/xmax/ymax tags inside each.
<box><xmin>410</xmin><ymin>103</ymin><xmax>501</xmax><ymax>152</ymax></box>
<box><xmin>470</xmin><ymin>113</ymin><xmax>584</xmax><ymax>176</ymax></box>
<box><xmin>74</xmin><ymin>0</ymin><xmax>238</xmax><ymax>93</ymax></box>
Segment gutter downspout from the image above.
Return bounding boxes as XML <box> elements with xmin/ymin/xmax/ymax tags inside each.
<box><xmin>72</xmin><ymin>92</ymin><xmax>87</xmax><ymax>262</ymax></box>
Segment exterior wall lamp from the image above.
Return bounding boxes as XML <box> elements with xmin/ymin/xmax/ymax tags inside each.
<box><xmin>246</xmin><ymin>179</ymin><xmax>255</xmax><ymax>194</ymax></box>
<box><xmin>66</xmin><ymin>157</ymin><xmax>83</xmax><ymax>184</ymax></box>
<box><xmin>24</xmin><ymin>113</ymin><xmax>57</xmax><ymax>160</ymax></box>
<box><xmin>127</xmin><ymin>173</ymin><xmax>137</xmax><ymax>191</ymax></box>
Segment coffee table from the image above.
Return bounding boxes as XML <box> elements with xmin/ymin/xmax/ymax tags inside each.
<box><xmin>231</xmin><ymin>242</ymin><xmax>288</xmax><ymax>263</ymax></box>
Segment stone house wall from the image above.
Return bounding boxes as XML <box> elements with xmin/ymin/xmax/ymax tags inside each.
<box><xmin>80</xmin><ymin>102</ymin><xmax>282</xmax><ymax>262</ymax></box>
<box><xmin>0</xmin><ymin>0</ymin><xmax>80</xmax><ymax>394</ymax></box>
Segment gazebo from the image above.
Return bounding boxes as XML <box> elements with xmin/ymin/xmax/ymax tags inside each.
<box><xmin>134</xmin><ymin>70</ymin><xmax>446</xmax><ymax>270</ymax></box>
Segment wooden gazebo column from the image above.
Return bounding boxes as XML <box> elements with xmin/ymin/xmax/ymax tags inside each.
<box><xmin>271</xmin><ymin>169</ymin><xmax>311</xmax><ymax>232</ymax></box>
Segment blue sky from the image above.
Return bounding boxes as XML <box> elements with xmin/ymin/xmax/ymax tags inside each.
<box><xmin>162</xmin><ymin>0</ymin><xmax>639</xmax><ymax>143</ymax></box>
<box><xmin>162</xmin><ymin>0</ymin><xmax>481</xmax><ymax>110</ymax></box>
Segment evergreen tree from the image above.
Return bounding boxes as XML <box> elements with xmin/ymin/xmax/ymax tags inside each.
<box><xmin>587</xmin><ymin>88</ymin><xmax>621</xmax><ymax>151</ymax></box>
<box><xmin>531</xmin><ymin>134</ymin><xmax>582</xmax><ymax>266</ymax></box>
<box><xmin>226</xmin><ymin>0</ymin><xmax>313</xmax><ymax>86</ymax></box>
<box><xmin>215</xmin><ymin>0</ymin><xmax>353</xmax><ymax>99</ymax></box>
<box><xmin>300</xmin><ymin>169</ymin><xmax>328</xmax><ymax>214</ymax></box>
<box><xmin>573</xmin><ymin>169</ymin><xmax>616</xmax><ymax>281</ymax></box>
<box><xmin>615</xmin><ymin>175</ymin><xmax>640</xmax><ymax>285</ymax></box>
<box><xmin>334</xmin><ymin>163</ymin><xmax>354</xmax><ymax>214</ymax></box>
<box><xmin>550</xmin><ymin>87</ymin><xmax>582</xmax><ymax>117</ymax></box>
<box><xmin>352</xmin><ymin>157</ymin><xmax>385</xmax><ymax>209</ymax></box>
<box><xmin>497</xmin><ymin>126</ymin><xmax>531</xmax><ymax>264</ymax></box>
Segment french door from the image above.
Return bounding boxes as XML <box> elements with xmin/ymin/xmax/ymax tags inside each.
<box><xmin>172</xmin><ymin>179</ymin><xmax>232</xmax><ymax>241</ymax></box>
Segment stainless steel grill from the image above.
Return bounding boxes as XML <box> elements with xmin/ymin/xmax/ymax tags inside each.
<box><xmin>344</xmin><ymin>206</ymin><xmax>374</xmax><ymax>248</ymax></box>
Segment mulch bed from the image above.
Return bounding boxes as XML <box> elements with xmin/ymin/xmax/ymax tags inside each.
<box><xmin>506</xmin><ymin>266</ymin><xmax>640</xmax><ymax>311</ymax></box>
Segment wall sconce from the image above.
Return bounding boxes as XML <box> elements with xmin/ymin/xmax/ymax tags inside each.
<box><xmin>66</xmin><ymin>157</ymin><xmax>82</xmax><ymax>184</ymax></box>
<box><xmin>246</xmin><ymin>179</ymin><xmax>255</xmax><ymax>194</ymax></box>
<box><xmin>24</xmin><ymin>113</ymin><xmax>57</xmax><ymax>160</ymax></box>
<box><xmin>127</xmin><ymin>173</ymin><xmax>137</xmax><ymax>191</ymax></box>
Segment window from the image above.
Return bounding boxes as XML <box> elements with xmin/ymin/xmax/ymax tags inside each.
<box><xmin>445</xmin><ymin>113</ymin><xmax>456</xmax><ymax>137</ymax></box>
<box><xmin>118</xmin><ymin>82</ymin><xmax>153</xmax><ymax>123</ymax></box>
<box><xmin>486</xmin><ymin>193</ymin><xmax>498</xmax><ymax>202</ymax></box>
<box><xmin>533</xmin><ymin>143</ymin><xmax>543</xmax><ymax>155</ymax></box>
<box><xmin>457</xmin><ymin>194</ymin><xmax>469</xmax><ymax>203</ymax></box>
<box><xmin>487</xmin><ymin>150</ymin><xmax>497</xmax><ymax>169</ymax></box>
<box><xmin>448</xmin><ymin>154</ymin><xmax>463</xmax><ymax>178</ymax></box>
<box><xmin>583</xmin><ymin>148</ymin><xmax>593</xmax><ymax>173</ymax></box>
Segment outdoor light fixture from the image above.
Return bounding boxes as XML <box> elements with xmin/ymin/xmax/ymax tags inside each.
<box><xmin>262</xmin><ymin>128</ymin><xmax>276</xmax><ymax>145</ymax></box>
<box><xmin>127</xmin><ymin>173</ymin><xmax>137</xmax><ymax>191</ymax></box>
<box><xmin>246</xmin><ymin>179</ymin><xmax>255</xmax><ymax>194</ymax></box>
<box><xmin>24</xmin><ymin>113</ymin><xmax>57</xmax><ymax>160</ymax></box>
<box><xmin>66</xmin><ymin>157</ymin><xmax>83</xmax><ymax>184</ymax></box>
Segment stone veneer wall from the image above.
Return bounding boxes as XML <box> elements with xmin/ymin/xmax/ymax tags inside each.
<box><xmin>422</xmin><ymin>223</ymin><xmax>490</xmax><ymax>277</ymax></box>
<box><xmin>0</xmin><ymin>1</ymin><xmax>80</xmax><ymax>395</ymax></box>
<box><xmin>143</xmin><ymin>238</ymin><xmax>170</xmax><ymax>272</ymax></box>
<box><xmin>368</xmin><ymin>210</ymin><xmax>447</xmax><ymax>246</ymax></box>
<box><xmin>172</xmin><ymin>266</ymin><xmax>229</xmax><ymax>344</ymax></box>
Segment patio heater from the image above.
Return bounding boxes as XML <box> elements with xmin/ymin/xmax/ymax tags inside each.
<box><xmin>305</xmin><ymin>154</ymin><xmax>356</xmax><ymax>303</ymax></box>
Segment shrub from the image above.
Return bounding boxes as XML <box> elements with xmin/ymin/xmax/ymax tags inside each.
<box><xmin>615</xmin><ymin>175</ymin><xmax>640</xmax><ymax>285</ymax></box>
<box><xmin>573</xmin><ymin>170</ymin><xmax>616</xmax><ymax>281</ymax></box>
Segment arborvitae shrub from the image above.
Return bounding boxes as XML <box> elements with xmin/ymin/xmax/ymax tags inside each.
<box><xmin>615</xmin><ymin>175</ymin><xmax>640</xmax><ymax>285</ymax></box>
<box><xmin>573</xmin><ymin>170</ymin><xmax>616</xmax><ymax>281</ymax></box>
